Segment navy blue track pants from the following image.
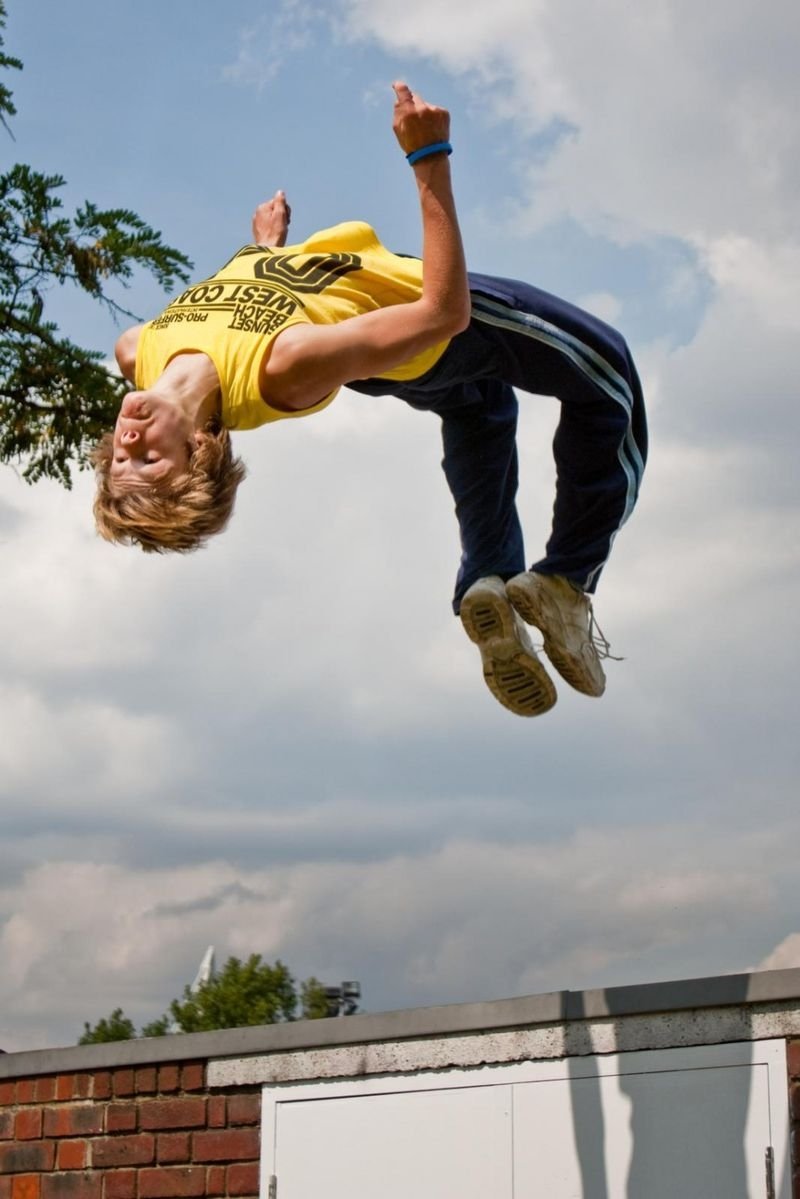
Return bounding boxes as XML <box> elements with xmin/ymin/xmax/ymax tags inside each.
<box><xmin>348</xmin><ymin>272</ymin><xmax>648</xmax><ymax>613</ymax></box>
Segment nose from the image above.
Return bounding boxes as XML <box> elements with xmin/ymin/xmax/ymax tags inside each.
<box><xmin>120</xmin><ymin>428</ymin><xmax>144</xmax><ymax>453</ymax></box>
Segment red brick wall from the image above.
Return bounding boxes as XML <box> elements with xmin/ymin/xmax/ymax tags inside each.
<box><xmin>0</xmin><ymin>1061</ymin><xmax>261</xmax><ymax>1199</ymax></box>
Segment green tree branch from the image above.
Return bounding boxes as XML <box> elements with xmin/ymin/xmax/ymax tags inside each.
<box><xmin>0</xmin><ymin>2</ymin><xmax>192</xmax><ymax>485</ymax></box>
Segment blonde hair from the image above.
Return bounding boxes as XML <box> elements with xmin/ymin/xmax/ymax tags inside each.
<box><xmin>92</xmin><ymin>424</ymin><xmax>247</xmax><ymax>553</ymax></box>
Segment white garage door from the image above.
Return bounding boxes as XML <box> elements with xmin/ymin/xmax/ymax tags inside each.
<box><xmin>261</xmin><ymin>1039</ymin><xmax>790</xmax><ymax>1199</ymax></box>
<box><xmin>274</xmin><ymin>1084</ymin><xmax>512</xmax><ymax>1199</ymax></box>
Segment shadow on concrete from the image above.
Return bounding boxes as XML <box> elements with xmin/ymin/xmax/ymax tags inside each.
<box><xmin>558</xmin><ymin>973</ymin><xmax>778</xmax><ymax>1198</ymax></box>
<box><xmin>564</xmin><ymin>990</ymin><xmax>610</xmax><ymax>1199</ymax></box>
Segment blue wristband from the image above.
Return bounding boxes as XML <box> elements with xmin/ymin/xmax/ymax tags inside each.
<box><xmin>406</xmin><ymin>141</ymin><xmax>453</xmax><ymax>166</ymax></box>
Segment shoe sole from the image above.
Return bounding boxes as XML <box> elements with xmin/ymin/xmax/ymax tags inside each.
<box><xmin>460</xmin><ymin>588</ymin><xmax>557</xmax><ymax>718</ymax></box>
<box><xmin>506</xmin><ymin>577</ymin><xmax>605</xmax><ymax>697</ymax></box>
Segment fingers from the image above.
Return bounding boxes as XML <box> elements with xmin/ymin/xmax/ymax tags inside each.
<box><xmin>392</xmin><ymin>80</ymin><xmax>414</xmax><ymax>106</ymax></box>
<box><xmin>253</xmin><ymin>192</ymin><xmax>291</xmax><ymax>217</ymax></box>
<box><xmin>391</xmin><ymin>79</ymin><xmax>450</xmax><ymax>154</ymax></box>
<box><xmin>391</xmin><ymin>80</ymin><xmax>445</xmax><ymax>121</ymax></box>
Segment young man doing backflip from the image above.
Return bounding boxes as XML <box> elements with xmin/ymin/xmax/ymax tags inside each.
<box><xmin>94</xmin><ymin>82</ymin><xmax>647</xmax><ymax>718</ymax></box>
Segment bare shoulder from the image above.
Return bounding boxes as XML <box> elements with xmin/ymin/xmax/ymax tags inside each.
<box><xmin>114</xmin><ymin>323</ymin><xmax>146</xmax><ymax>383</ymax></box>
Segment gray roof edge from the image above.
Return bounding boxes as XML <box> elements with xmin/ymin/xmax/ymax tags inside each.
<box><xmin>3</xmin><ymin>966</ymin><xmax>800</xmax><ymax>1081</ymax></box>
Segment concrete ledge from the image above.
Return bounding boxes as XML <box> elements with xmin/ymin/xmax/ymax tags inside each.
<box><xmin>3</xmin><ymin>967</ymin><xmax>800</xmax><ymax>1081</ymax></box>
<box><xmin>209</xmin><ymin>1001</ymin><xmax>800</xmax><ymax>1087</ymax></box>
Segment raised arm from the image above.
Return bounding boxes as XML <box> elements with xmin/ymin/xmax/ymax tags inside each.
<box><xmin>262</xmin><ymin>81</ymin><xmax>471</xmax><ymax>411</ymax></box>
<box><xmin>390</xmin><ymin>80</ymin><xmax>470</xmax><ymax>338</ymax></box>
<box><xmin>113</xmin><ymin>194</ymin><xmax>292</xmax><ymax>389</ymax></box>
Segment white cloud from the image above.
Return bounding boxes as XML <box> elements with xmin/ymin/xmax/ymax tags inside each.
<box><xmin>222</xmin><ymin>1</ymin><xmax>325</xmax><ymax>91</ymax></box>
<box><xmin>757</xmin><ymin>934</ymin><xmax>800</xmax><ymax>973</ymax></box>
<box><xmin>0</xmin><ymin>820</ymin><xmax>791</xmax><ymax>1051</ymax></box>
<box><xmin>0</xmin><ymin>683</ymin><xmax>184</xmax><ymax>806</ymax></box>
<box><xmin>339</xmin><ymin>0</ymin><xmax>799</xmax><ymax>244</ymax></box>
<box><xmin>576</xmin><ymin>291</ymin><xmax>622</xmax><ymax>325</ymax></box>
<box><xmin>336</xmin><ymin>0</ymin><xmax>800</xmax><ymax>366</ymax></box>
<box><xmin>697</xmin><ymin>235</ymin><xmax>800</xmax><ymax>331</ymax></box>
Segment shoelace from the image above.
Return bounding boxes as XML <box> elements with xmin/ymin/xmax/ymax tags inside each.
<box><xmin>587</xmin><ymin>602</ymin><xmax>624</xmax><ymax>662</ymax></box>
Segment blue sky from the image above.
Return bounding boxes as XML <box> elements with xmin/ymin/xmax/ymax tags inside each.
<box><xmin>1</xmin><ymin>0</ymin><xmax>799</xmax><ymax>1051</ymax></box>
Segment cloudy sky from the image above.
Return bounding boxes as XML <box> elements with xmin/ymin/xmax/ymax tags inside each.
<box><xmin>1</xmin><ymin>0</ymin><xmax>798</xmax><ymax>1052</ymax></box>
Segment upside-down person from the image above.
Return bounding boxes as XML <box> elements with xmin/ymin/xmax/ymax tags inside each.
<box><xmin>93</xmin><ymin>82</ymin><xmax>647</xmax><ymax>718</ymax></box>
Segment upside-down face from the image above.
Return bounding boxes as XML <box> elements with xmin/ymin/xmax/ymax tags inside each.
<box><xmin>110</xmin><ymin>393</ymin><xmax>197</xmax><ymax>487</ymax></box>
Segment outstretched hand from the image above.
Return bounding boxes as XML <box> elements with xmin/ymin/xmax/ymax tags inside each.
<box><xmin>392</xmin><ymin>81</ymin><xmax>450</xmax><ymax>156</ymax></box>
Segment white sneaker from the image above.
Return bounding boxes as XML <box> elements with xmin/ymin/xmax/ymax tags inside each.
<box><xmin>506</xmin><ymin>572</ymin><xmax>607</xmax><ymax>697</ymax></box>
<box><xmin>460</xmin><ymin>576</ymin><xmax>557</xmax><ymax>718</ymax></box>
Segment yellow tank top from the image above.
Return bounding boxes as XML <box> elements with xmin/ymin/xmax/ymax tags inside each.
<box><xmin>135</xmin><ymin>221</ymin><xmax>450</xmax><ymax>429</ymax></box>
